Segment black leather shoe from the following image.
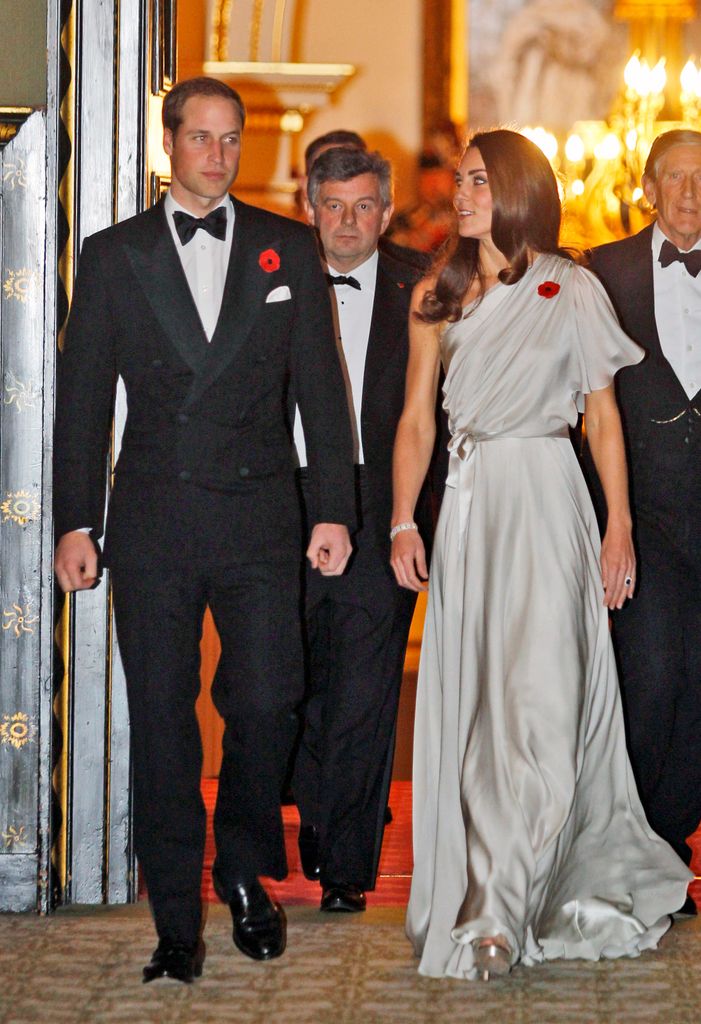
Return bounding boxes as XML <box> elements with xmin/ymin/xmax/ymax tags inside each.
<box><xmin>225</xmin><ymin>880</ymin><xmax>287</xmax><ymax>960</ymax></box>
<box><xmin>673</xmin><ymin>894</ymin><xmax>698</xmax><ymax>919</ymax></box>
<box><xmin>298</xmin><ymin>824</ymin><xmax>321</xmax><ymax>881</ymax></box>
<box><xmin>142</xmin><ymin>939</ymin><xmax>205</xmax><ymax>984</ymax></box>
<box><xmin>320</xmin><ymin>883</ymin><xmax>366</xmax><ymax>913</ymax></box>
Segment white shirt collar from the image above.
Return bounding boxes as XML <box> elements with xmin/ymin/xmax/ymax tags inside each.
<box><xmin>164</xmin><ymin>189</ymin><xmax>232</xmax><ymax>224</ymax></box>
<box><xmin>652</xmin><ymin>220</ymin><xmax>701</xmax><ymax>256</ymax></box>
<box><xmin>327</xmin><ymin>248</ymin><xmax>379</xmax><ymax>289</ymax></box>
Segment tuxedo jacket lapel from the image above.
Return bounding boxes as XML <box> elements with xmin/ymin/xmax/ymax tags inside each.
<box><xmin>362</xmin><ymin>256</ymin><xmax>408</xmax><ymax>407</ymax></box>
<box><xmin>123</xmin><ymin>201</ymin><xmax>209</xmax><ymax>374</ymax></box>
<box><xmin>189</xmin><ymin>199</ymin><xmax>276</xmax><ymax>405</ymax></box>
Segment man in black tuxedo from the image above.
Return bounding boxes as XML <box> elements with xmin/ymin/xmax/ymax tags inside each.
<box><xmin>588</xmin><ymin>130</ymin><xmax>701</xmax><ymax>900</ymax></box>
<box><xmin>291</xmin><ymin>147</ymin><xmax>432</xmax><ymax>912</ymax></box>
<box><xmin>53</xmin><ymin>77</ymin><xmax>355</xmax><ymax>981</ymax></box>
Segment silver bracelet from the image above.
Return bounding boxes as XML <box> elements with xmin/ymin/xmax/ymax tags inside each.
<box><xmin>390</xmin><ymin>521</ymin><xmax>418</xmax><ymax>542</ymax></box>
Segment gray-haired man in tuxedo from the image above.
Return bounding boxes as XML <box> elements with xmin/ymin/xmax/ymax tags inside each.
<box><xmin>588</xmin><ymin>130</ymin><xmax>701</xmax><ymax>912</ymax></box>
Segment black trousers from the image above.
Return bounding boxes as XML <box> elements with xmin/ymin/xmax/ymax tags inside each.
<box><xmin>293</xmin><ymin>472</ymin><xmax>416</xmax><ymax>890</ymax></box>
<box><xmin>111</xmin><ymin>549</ymin><xmax>304</xmax><ymax>947</ymax></box>
<box><xmin>613</xmin><ymin>516</ymin><xmax>701</xmax><ymax>864</ymax></box>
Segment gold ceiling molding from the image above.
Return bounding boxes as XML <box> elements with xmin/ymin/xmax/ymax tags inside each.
<box><xmin>614</xmin><ymin>1</ymin><xmax>696</xmax><ymax>16</ymax></box>
<box><xmin>251</xmin><ymin>0</ymin><xmax>264</xmax><ymax>60</ymax></box>
<box><xmin>0</xmin><ymin>108</ymin><xmax>33</xmax><ymax>150</ymax></box>
<box><xmin>211</xmin><ymin>0</ymin><xmax>233</xmax><ymax>62</ymax></box>
<box><xmin>212</xmin><ymin>0</ymin><xmax>290</xmax><ymax>62</ymax></box>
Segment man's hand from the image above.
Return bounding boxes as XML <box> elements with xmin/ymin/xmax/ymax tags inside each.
<box><xmin>306</xmin><ymin>523</ymin><xmax>352</xmax><ymax>576</ymax></box>
<box><xmin>54</xmin><ymin>531</ymin><xmax>99</xmax><ymax>592</ymax></box>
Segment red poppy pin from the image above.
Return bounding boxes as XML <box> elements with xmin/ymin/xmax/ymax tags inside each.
<box><xmin>537</xmin><ymin>281</ymin><xmax>560</xmax><ymax>298</ymax></box>
<box><xmin>259</xmin><ymin>248</ymin><xmax>280</xmax><ymax>273</ymax></box>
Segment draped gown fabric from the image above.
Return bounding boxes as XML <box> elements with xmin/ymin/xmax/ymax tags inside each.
<box><xmin>406</xmin><ymin>254</ymin><xmax>692</xmax><ymax>980</ymax></box>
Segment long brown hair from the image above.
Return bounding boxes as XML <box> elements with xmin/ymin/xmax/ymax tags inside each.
<box><xmin>419</xmin><ymin>129</ymin><xmax>571</xmax><ymax>323</ymax></box>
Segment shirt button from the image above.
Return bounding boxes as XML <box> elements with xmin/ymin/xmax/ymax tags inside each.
<box><xmin>152</xmin><ymin>359</ymin><xmax>163</xmax><ymax>368</ymax></box>
<box><xmin>179</xmin><ymin>470</ymin><xmax>191</xmax><ymax>481</ymax></box>
<box><xmin>177</xmin><ymin>412</ymin><xmax>189</xmax><ymax>424</ymax></box>
<box><xmin>238</xmin><ymin>466</ymin><xmax>250</xmax><ymax>478</ymax></box>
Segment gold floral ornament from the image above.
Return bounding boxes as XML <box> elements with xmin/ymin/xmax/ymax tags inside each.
<box><xmin>4</xmin><ymin>371</ymin><xmax>40</xmax><ymax>413</ymax></box>
<box><xmin>0</xmin><ymin>712</ymin><xmax>37</xmax><ymax>750</ymax></box>
<box><xmin>1</xmin><ymin>490</ymin><xmax>40</xmax><ymax>526</ymax></box>
<box><xmin>3</xmin><ymin>267</ymin><xmax>39</xmax><ymax>304</ymax></box>
<box><xmin>2</xmin><ymin>825</ymin><xmax>28</xmax><ymax>849</ymax></box>
<box><xmin>2</xmin><ymin>158</ymin><xmax>27</xmax><ymax>190</ymax></box>
<box><xmin>2</xmin><ymin>603</ymin><xmax>39</xmax><ymax>638</ymax></box>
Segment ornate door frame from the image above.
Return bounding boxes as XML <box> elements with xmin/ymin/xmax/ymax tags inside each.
<box><xmin>0</xmin><ymin>0</ymin><xmax>176</xmax><ymax>912</ymax></box>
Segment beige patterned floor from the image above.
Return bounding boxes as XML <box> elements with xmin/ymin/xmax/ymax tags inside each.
<box><xmin>1</xmin><ymin>903</ymin><xmax>699</xmax><ymax>1024</ymax></box>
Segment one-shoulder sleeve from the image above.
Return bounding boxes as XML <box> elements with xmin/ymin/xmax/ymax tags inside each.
<box><xmin>569</xmin><ymin>264</ymin><xmax>644</xmax><ymax>412</ymax></box>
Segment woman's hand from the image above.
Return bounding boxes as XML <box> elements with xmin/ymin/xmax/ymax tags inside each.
<box><xmin>391</xmin><ymin>529</ymin><xmax>429</xmax><ymax>591</ymax></box>
<box><xmin>600</xmin><ymin>519</ymin><xmax>635</xmax><ymax>610</ymax></box>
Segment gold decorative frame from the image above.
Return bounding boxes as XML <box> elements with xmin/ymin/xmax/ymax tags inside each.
<box><xmin>151</xmin><ymin>0</ymin><xmax>176</xmax><ymax>96</ymax></box>
<box><xmin>149</xmin><ymin>172</ymin><xmax>170</xmax><ymax>206</ymax></box>
<box><xmin>0</xmin><ymin>108</ymin><xmax>33</xmax><ymax>150</ymax></box>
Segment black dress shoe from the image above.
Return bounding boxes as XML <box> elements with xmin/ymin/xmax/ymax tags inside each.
<box><xmin>673</xmin><ymin>894</ymin><xmax>698</xmax><ymax>919</ymax></box>
<box><xmin>224</xmin><ymin>880</ymin><xmax>287</xmax><ymax>960</ymax></box>
<box><xmin>320</xmin><ymin>883</ymin><xmax>366</xmax><ymax>913</ymax></box>
<box><xmin>142</xmin><ymin>939</ymin><xmax>205</xmax><ymax>984</ymax></box>
<box><xmin>298</xmin><ymin>824</ymin><xmax>321</xmax><ymax>881</ymax></box>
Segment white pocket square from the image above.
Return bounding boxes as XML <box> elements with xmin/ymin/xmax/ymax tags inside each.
<box><xmin>266</xmin><ymin>285</ymin><xmax>291</xmax><ymax>303</ymax></box>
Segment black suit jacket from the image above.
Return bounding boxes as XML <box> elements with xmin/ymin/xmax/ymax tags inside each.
<box><xmin>588</xmin><ymin>224</ymin><xmax>701</xmax><ymax>537</ymax></box>
<box><xmin>54</xmin><ymin>196</ymin><xmax>356</xmax><ymax>565</ymax></box>
<box><xmin>357</xmin><ymin>250</ymin><xmax>433</xmax><ymax>559</ymax></box>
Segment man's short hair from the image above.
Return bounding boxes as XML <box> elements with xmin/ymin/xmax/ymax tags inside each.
<box><xmin>163</xmin><ymin>77</ymin><xmax>246</xmax><ymax>134</ymax></box>
<box><xmin>643</xmin><ymin>128</ymin><xmax>701</xmax><ymax>182</ymax></box>
<box><xmin>307</xmin><ymin>147</ymin><xmax>393</xmax><ymax>209</ymax></box>
<box><xmin>304</xmin><ymin>130</ymin><xmax>366</xmax><ymax>175</ymax></box>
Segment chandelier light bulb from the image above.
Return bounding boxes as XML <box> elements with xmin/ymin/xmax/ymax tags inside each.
<box><xmin>565</xmin><ymin>134</ymin><xmax>585</xmax><ymax>163</ymax></box>
<box><xmin>649</xmin><ymin>59</ymin><xmax>667</xmax><ymax>96</ymax></box>
<box><xmin>595</xmin><ymin>133</ymin><xmax>622</xmax><ymax>161</ymax></box>
<box><xmin>680</xmin><ymin>59</ymin><xmax>701</xmax><ymax>99</ymax></box>
<box><xmin>624</xmin><ymin>54</ymin><xmax>641</xmax><ymax>92</ymax></box>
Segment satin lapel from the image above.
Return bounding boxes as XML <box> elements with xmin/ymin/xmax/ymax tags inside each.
<box><xmin>123</xmin><ymin>201</ymin><xmax>208</xmax><ymax>374</ymax></box>
<box><xmin>188</xmin><ymin>198</ymin><xmax>270</xmax><ymax>404</ymax></box>
<box><xmin>614</xmin><ymin>226</ymin><xmax>693</xmax><ymax>403</ymax></box>
<box><xmin>628</xmin><ymin>225</ymin><xmax>661</xmax><ymax>356</ymax></box>
<box><xmin>362</xmin><ymin>257</ymin><xmax>409</xmax><ymax>406</ymax></box>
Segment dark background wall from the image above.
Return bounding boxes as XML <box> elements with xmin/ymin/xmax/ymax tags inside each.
<box><xmin>0</xmin><ymin>0</ymin><xmax>47</xmax><ymax>105</ymax></box>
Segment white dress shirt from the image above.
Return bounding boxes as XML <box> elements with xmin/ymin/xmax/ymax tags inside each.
<box><xmin>294</xmin><ymin>250</ymin><xmax>378</xmax><ymax>466</ymax></box>
<box><xmin>164</xmin><ymin>190</ymin><xmax>234</xmax><ymax>341</ymax></box>
<box><xmin>651</xmin><ymin>222</ymin><xmax>701</xmax><ymax>399</ymax></box>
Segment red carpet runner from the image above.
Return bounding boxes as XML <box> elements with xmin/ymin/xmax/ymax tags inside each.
<box><xmin>201</xmin><ymin>779</ymin><xmax>412</xmax><ymax>907</ymax></box>
<box><xmin>200</xmin><ymin>779</ymin><xmax>700</xmax><ymax>910</ymax></box>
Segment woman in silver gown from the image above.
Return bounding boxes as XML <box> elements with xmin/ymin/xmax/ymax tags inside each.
<box><xmin>390</xmin><ymin>130</ymin><xmax>691</xmax><ymax>981</ymax></box>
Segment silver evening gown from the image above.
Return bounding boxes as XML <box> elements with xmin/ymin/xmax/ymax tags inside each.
<box><xmin>407</xmin><ymin>253</ymin><xmax>692</xmax><ymax>979</ymax></box>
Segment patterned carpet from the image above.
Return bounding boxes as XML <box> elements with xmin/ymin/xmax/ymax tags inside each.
<box><xmin>2</xmin><ymin>903</ymin><xmax>700</xmax><ymax>1024</ymax></box>
<box><xmin>2</xmin><ymin>783</ymin><xmax>699</xmax><ymax>1024</ymax></box>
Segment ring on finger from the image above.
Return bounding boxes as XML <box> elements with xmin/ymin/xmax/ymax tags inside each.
<box><xmin>624</xmin><ymin>575</ymin><xmax>633</xmax><ymax>586</ymax></box>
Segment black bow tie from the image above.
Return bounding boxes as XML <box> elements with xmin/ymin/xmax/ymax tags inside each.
<box><xmin>172</xmin><ymin>207</ymin><xmax>228</xmax><ymax>245</ymax></box>
<box><xmin>658</xmin><ymin>238</ymin><xmax>701</xmax><ymax>278</ymax></box>
<box><xmin>326</xmin><ymin>273</ymin><xmax>361</xmax><ymax>290</ymax></box>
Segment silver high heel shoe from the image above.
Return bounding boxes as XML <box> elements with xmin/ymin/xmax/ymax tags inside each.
<box><xmin>472</xmin><ymin>936</ymin><xmax>512</xmax><ymax>981</ymax></box>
